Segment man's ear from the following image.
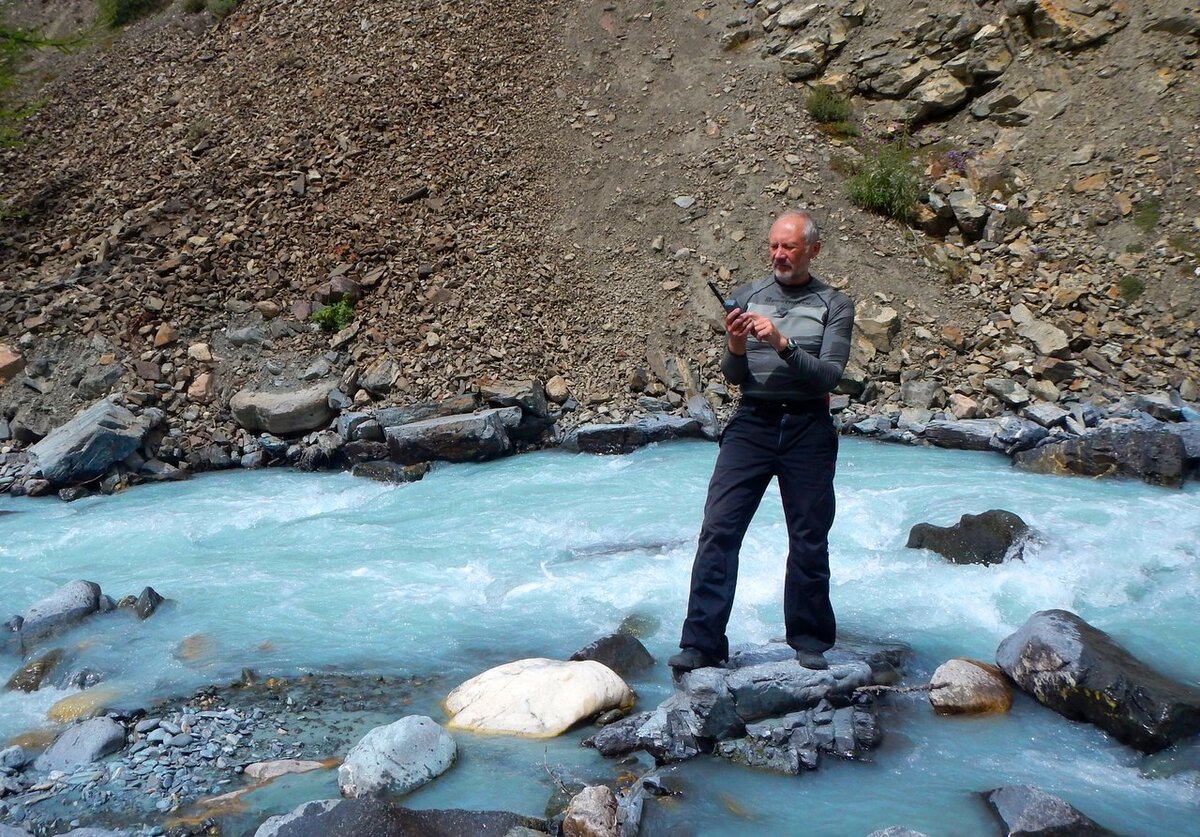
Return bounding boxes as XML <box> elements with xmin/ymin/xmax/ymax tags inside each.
<box><xmin>810</xmin><ymin>240</ymin><xmax>822</xmax><ymax>258</ymax></box>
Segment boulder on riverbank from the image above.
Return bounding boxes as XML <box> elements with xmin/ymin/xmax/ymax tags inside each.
<box><xmin>444</xmin><ymin>659</ymin><xmax>634</xmax><ymax>737</ymax></box>
<box><xmin>983</xmin><ymin>785</ymin><xmax>1114</xmax><ymax>836</ymax></box>
<box><xmin>33</xmin><ymin>717</ymin><xmax>126</xmax><ymax>772</ymax></box>
<box><xmin>384</xmin><ymin>409</ymin><xmax>514</xmax><ymax>465</ymax></box>
<box><xmin>928</xmin><ymin>659</ymin><xmax>1011</xmax><ymax>715</ymax></box>
<box><xmin>229</xmin><ymin>383</ymin><xmax>338</xmax><ymax>435</ymax></box>
<box><xmin>337</xmin><ymin>716</ymin><xmax>456</xmax><ymax>799</ymax></box>
<box><xmin>254</xmin><ymin>798</ymin><xmax>546</xmax><ymax>837</ymax></box>
<box><xmin>24</xmin><ymin>401</ymin><xmax>151</xmax><ymax>488</ymax></box>
<box><xmin>1012</xmin><ymin>425</ymin><xmax>1188</xmax><ymax>487</ymax></box>
<box><xmin>996</xmin><ymin>610</ymin><xmax>1200</xmax><ymax>752</ymax></box>
<box><xmin>585</xmin><ymin>641</ymin><xmax>889</xmax><ymax>771</ymax></box>
<box><xmin>906</xmin><ymin>509</ymin><xmax>1029</xmax><ymax>566</ymax></box>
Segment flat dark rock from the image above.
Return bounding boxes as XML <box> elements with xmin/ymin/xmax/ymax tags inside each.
<box><xmin>254</xmin><ymin>798</ymin><xmax>546</xmax><ymax>837</ymax></box>
<box><xmin>984</xmin><ymin>785</ymin><xmax>1113</xmax><ymax>836</ymax></box>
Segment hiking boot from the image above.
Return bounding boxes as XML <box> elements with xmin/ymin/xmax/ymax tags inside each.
<box><xmin>795</xmin><ymin>649</ymin><xmax>829</xmax><ymax>670</ymax></box>
<box><xmin>667</xmin><ymin>647</ymin><xmax>722</xmax><ymax>672</ymax></box>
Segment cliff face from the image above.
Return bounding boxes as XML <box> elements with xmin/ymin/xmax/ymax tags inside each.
<box><xmin>1</xmin><ymin>0</ymin><xmax>1197</xmax><ymax>455</ymax></box>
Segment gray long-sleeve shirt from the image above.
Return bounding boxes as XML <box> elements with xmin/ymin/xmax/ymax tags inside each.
<box><xmin>720</xmin><ymin>273</ymin><xmax>855</xmax><ymax>401</ymax></box>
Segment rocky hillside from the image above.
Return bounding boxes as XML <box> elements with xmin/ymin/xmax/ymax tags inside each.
<box><xmin>1</xmin><ymin>0</ymin><xmax>1198</xmax><ymax>475</ymax></box>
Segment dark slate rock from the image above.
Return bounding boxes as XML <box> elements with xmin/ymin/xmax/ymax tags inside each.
<box><xmin>561</xmin><ymin>424</ymin><xmax>648</xmax><ymax>455</ymax></box>
<box><xmin>336</xmin><ymin>412</ymin><xmax>384</xmax><ymax>443</ymax></box>
<box><xmin>479</xmin><ymin>379</ymin><xmax>550</xmax><ymax>418</ymax></box>
<box><xmin>374</xmin><ymin>395</ymin><xmax>478</xmax><ymax>429</ymax></box>
<box><xmin>18</xmin><ymin>580</ymin><xmax>102</xmax><ymax>645</ymax></box>
<box><xmin>26</xmin><ymin>401</ymin><xmax>149</xmax><ymax>487</ymax></box>
<box><xmin>906</xmin><ymin>509</ymin><xmax>1029</xmax><ymax>566</ymax></box>
<box><xmin>984</xmin><ymin>785</ymin><xmax>1113</xmax><ymax>836</ymax></box>
<box><xmin>1012</xmin><ymin>426</ymin><xmax>1188</xmax><ymax>487</ymax></box>
<box><xmin>569</xmin><ymin>633</ymin><xmax>655</xmax><ymax>677</ymax></box>
<box><xmin>715</xmin><ymin>701</ymin><xmax>881</xmax><ymax>774</ymax></box>
<box><xmin>585</xmin><ymin>712</ymin><xmax>655</xmax><ymax>758</ymax></box>
<box><xmin>253</xmin><ymin>798</ymin><xmax>545</xmax><ymax>837</ymax></box>
<box><xmin>635</xmin><ymin>413</ymin><xmax>702</xmax><ymax>443</ymax></box>
<box><xmin>686</xmin><ymin>394</ymin><xmax>720</xmax><ymax>440</ymax></box>
<box><xmin>33</xmin><ymin>717</ymin><xmax>126</xmax><ymax>772</ymax></box>
<box><xmin>996</xmin><ymin>610</ymin><xmax>1200</xmax><ymax>752</ymax></box>
<box><xmin>339</xmin><ymin>440</ymin><xmax>391</xmax><ymax>465</ymax></box>
<box><xmin>923</xmin><ymin>418</ymin><xmax>1002</xmax><ymax>451</ymax></box>
<box><xmin>584</xmin><ymin>645</ymin><xmax>881</xmax><ymax>768</ymax></box>
<box><xmin>135</xmin><ymin>587</ymin><xmax>164</xmax><ymax>619</ymax></box>
<box><xmin>350</xmin><ymin>461</ymin><xmax>430</xmax><ymax>484</ymax></box>
<box><xmin>988</xmin><ymin>416</ymin><xmax>1048</xmax><ymax>454</ymax></box>
<box><xmin>384</xmin><ymin>410</ymin><xmax>512</xmax><ymax>465</ymax></box>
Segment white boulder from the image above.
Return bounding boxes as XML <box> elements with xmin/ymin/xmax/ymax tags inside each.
<box><xmin>337</xmin><ymin>715</ymin><xmax>456</xmax><ymax>798</ymax></box>
<box><xmin>445</xmin><ymin>658</ymin><xmax>634</xmax><ymax>737</ymax></box>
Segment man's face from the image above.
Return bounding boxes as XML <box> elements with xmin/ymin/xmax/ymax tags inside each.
<box><xmin>768</xmin><ymin>216</ymin><xmax>820</xmax><ymax>285</ymax></box>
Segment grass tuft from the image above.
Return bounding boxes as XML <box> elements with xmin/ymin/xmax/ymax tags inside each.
<box><xmin>846</xmin><ymin>142</ymin><xmax>920</xmax><ymax>222</ymax></box>
<box><xmin>1116</xmin><ymin>275</ymin><xmax>1145</xmax><ymax>301</ymax></box>
<box><xmin>97</xmin><ymin>0</ymin><xmax>168</xmax><ymax>28</ymax></box>
<box><xmin>804</xmin><ymin>85</ymin><xmax>853</xmax><ymax>125</ymax></box>
<box><xmin>1131</xmin><ymin>197</ymin><xmax>1161</xmax><ymax>234</ymax></box>
<box><xmin>310</xmin><ymin>299</ymin><xmax>355</xmax><ymax>332</ymax></box>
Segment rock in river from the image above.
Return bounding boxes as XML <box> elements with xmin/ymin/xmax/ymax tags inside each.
<box><xmin>337</xmin><ymin>715</ymin><xmax>456</xmax><ymax>798</ymax></box>
<box><xmin>569</xmin><ymin>633</ymin><xmax>654</xmax><ymax>678</ymax></box>
<box><xmin>906</xmin><ymin>509</ymin><xmax>1029</xmax><ymax>566</ymax></box>
<box><xmin>984</xmin><ymin>785</ymin><xmax>1113</xmax><ymax>836</ymax></box>
<box><xmin>16</xmin><ymin>580</ymin><xmax>102</xmax><ymax>646</ymax></box>
<box><xmin>928</xmin><ymin>658</ymin><xmax>1011</xmax><ymax>715</ymax></box>
<box><xmin>996</xmin><ymin>610</ymin><xmax>1200</xmax><ymax>752</ymax></box>
<box><xmin>445</xmin><ymin>659</ymin><xmax>634</xmax><ymax>737</ymax></box>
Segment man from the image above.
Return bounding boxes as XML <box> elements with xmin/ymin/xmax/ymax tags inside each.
<box><xmin>669</xmin><ymin>210</ymin><xmax>855</xmax><ymax>672</ymax></box>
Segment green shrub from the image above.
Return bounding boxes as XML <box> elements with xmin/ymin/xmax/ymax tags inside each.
<box><xmin>183</xmin><ymin>0</ymin><xmax>205</xmax><ymax>12</ymax></box>
<box><xmin>846</xmin><ymin>142</ymin><xmax>920</xmax><ymax>222</ymax></box>
<box><xmin>825</xmin><ymin>119</ymin><xmax>858</xmax><ymax>138</ymax></box>
<box><xmin>804</xmin><ymin>85</ymin><xmax>852</xmax><ymax>125</ymax></box>
<box><xmin>1116</xmin><ymin>275</ymin><xmax>1145</xmax><ymax>301</ymax></box>
<box><xmin>206</xmin><ymin>0</ymin><xmax>242</xmax><ymax>18</ymax></box>
<box><xmin>310</xmin><ymin>299</ymin><xmax>355</xmax><ymax>332</ymax></box>
<box><xmin>1132</xmin><ymin>197</ymin><xmax>1160</xmax><ymax>234</ymax></box>
<box><xmin>98</xmin><ymin>0</ymin><xmax>167</xmax><ymax>28</ymax></box>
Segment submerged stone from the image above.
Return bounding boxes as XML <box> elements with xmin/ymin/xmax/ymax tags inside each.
<box><xmin>984</xmin><ymin>785</ymin><xmax>1113</xmax><ymax>836</ymax></box>
<box><xmin>253</xmin><ymin>798</ymin><xmax>545</xmax><ymax>837</ymax></box>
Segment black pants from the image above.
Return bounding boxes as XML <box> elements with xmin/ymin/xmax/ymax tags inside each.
<box><xmin>680</xmin><ymin>401</ymin><xmax>838</xmax><ymax>661</ymax></box>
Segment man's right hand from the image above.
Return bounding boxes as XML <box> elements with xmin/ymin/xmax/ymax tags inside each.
<box><xmin>725</xmin><ymin>308</ymin><xmax>752</xmax><ymax>355</ymax></box>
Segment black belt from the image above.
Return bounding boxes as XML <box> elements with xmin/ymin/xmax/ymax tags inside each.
<box><xmin>741</xmin><ymin>396</ymin><xmax>829</xmax><ymax>416</ymax></box>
